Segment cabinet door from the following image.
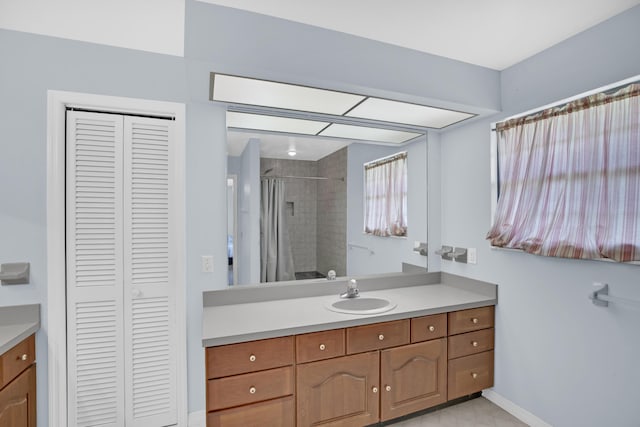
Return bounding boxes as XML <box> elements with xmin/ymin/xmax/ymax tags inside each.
<box><xmin>380</xmin><ymin>338</ymin><xmax>447</xmax><ymax>422</ymax></box>
<box><xmin>297</xmin><ymin>352</ymin><xmax>379</xmax><ymax>427</ymax></box>
<box><xmin>0</xmin><ymin>365</ymin><xmax>36</xmax><ymax>427</ymax></box>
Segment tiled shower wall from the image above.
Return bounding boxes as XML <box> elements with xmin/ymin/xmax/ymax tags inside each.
<box><xmin>317</xmin><ymin>148</ymin><xmax>347</xmax><ymax>276</ymax></box>
<box><xmin>261</xmin><ymin>158</ymin><xmax>318</xmax><ymax>273</ymax></box>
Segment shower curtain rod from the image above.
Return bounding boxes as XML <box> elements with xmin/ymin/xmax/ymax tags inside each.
<box><xmin>260</xmin><ymin>175</ymin><xmax>344</xmax><ymax>182</ymax></box>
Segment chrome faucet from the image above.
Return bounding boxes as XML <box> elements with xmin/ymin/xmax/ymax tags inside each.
<box><xmin>340</xmin><ymin>279</ymin><xmax>359</xmax><ymax>299</ymax></box>
<box><xmin>327</xmin><ymin>270</ymin><xmax>336</xmax><ymax>280</ymax></box>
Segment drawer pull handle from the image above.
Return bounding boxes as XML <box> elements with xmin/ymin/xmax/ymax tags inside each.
<box><xmin>372</xmin><ymin>387</ymin><xmax>378</xmax><ymax>393</ymax></box>
<box><xmin>471</xmin><ymin>317</ymin><xmax>479</xmax><ymax>324</ymax></box>
<box><xmin>428</xmin><ymin>325</ymin><xmax>435</xmax><ymax>332</ymax></box>
<box><xmin>471</xmin><ymin>372</ymin><xmax>478</xmax><ymax>379</ymax></box>
<box><xmin>472</xmin><ymin>341</ymin><xmax>479</xmax><ymax>347</ymax></box>
<box><xmin>385</xmin><ymin>385</ymin><xmax>392</xmax><ymax>392</ymax></box>
<box><xmin>378</xmin><ymin>334</ymin><xmax>385</xmax><ymax>341</ymax></box>
<box><xmin>249</xmin><ymin>354</ymin><xmax>256</xmax><ymax>362</ymax></box>
<box><xmin>249</xmin><ymin>386</ymin><xmax>256</xmax><ymax>394</ymax></box>
<box><xmin>319</xmin><ymin>344</ymin><xmax>326</xmax><ymax>351</ymax></box>
<box><xmin>19</xmin><ymin>354</ymin><xmax>28</xmax><ymax>361</ymax></box>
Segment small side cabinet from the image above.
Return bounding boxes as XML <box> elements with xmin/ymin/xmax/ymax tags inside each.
<box><xmin>0</xmin><ymin>334</ymin><xmax>37</xmax><ymax>427</ymax></box>
<box><xmin>447</xmin><ymin>306</ymin><xmax>495</xmax><ymax>400</ymax></box>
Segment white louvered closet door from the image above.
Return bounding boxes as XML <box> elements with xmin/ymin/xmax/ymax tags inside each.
<box><xmin>123</xmin><ymin>116</ymin><xmax>177</xmax><ymax>427</ymax></box>
<box><xmin>67</xmin><ymin>111</ymin><xmax>126</xmax><ymax>427</ymax></box>
<box><xmin>67</xmin><ymin>111</ymin><xmax>178</xmax><ymax>427</ymax></box>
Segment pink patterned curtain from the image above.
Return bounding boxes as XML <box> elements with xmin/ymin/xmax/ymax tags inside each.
<box><xmin>487</xmin><ymin>83</ymin><xmax>640</xmax><ymax>262</ymax></box>
<box><xmin>364</xmin><ymin>152</ymin><xmax>408</xmax><ymax>237</ymax></box>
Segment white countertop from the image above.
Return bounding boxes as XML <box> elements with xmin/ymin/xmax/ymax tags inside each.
<box><xmin>202</xmin><ymin>282</ymin><xmax>496</xmax><ymax>347</ymax></box>
<box><xmin>0</xmin><ymin>305</ymin><xmax>40</xmax><ymax>355</ymax></box>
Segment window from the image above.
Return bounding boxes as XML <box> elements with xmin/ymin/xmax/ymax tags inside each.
<box><xmin>487</xmin><ymin>82</ymin><xmax>640</xmax><ymax>263</ymax></box>
<box><xmin>364</xmin><ymin>152</ymin><xmax>408</xmax><ymax>237</ymax></box>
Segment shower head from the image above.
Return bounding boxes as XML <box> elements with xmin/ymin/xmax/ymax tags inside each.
<box><xmin>263</xmin><ymin>168</ymin><xmax>274</xmax><ymax>175</ymax></box>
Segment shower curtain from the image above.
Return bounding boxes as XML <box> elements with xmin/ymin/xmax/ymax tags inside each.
<box><xmin>260</xmin><ymin>178</ymin><xmax>295</xmax><ymax>282</ymax></box>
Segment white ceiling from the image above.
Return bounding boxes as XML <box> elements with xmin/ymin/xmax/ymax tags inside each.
<box><xmin>197</xmin><ymin>0</ymin><xmax>640</xmax><ymax>70</ymax></box>
<box><xmin>0</xmin><ymin>0</ymin><xmax>185</xmax><ymax>56</ymax></box>
<box><xmin>227</xmin><ymin>130</ymin><xmax>352</xmax><ymax>161</ymax></box>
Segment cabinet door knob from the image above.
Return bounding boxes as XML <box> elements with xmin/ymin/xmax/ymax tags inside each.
<box><xmin>428</xmin><ymin>325</ymin><xmax>435</xmax><ymax>332</ymax></box>
<box><xmin>471</xmin><ymin>317</ymin><xmax>479</xmax><ymax>324</ymax></box>
<box><xmin>472</xmin><ymin>341</ymin><xmax>479</xmax><ymax>347</ymax></box>
<box><xmin>249</xmin><ymin>354</ymin><xmax>256</xmax><ymax>362</ymax></box>
<box><xmin>249</xmin><ymin>386</ymin><xmax>256</xmax><ymax>394</ymax></box>
<box><xmin>372</xmin><ymin>387</ymin><xmax>378</xmax><ymax>393</ymax></box>
<box><xmin>319</xmin><ymin>344</ymin><xmax>326</xmax><ymax>351</ymax></box>
<box><xmin>471</xmin><ymin>372</ymin><xmax>478</xmax><ymax>379</ymax></box>
<box><xmin>20</xmin><ymin>354</ymin><xmax>28</xmax><ymax>361</ymax></box>
<box><xmin>378</xmin><ymin>334</ymin><xmax>385</xmax><ymax>341</ymax></box>
<box><xmin>385</xmin><ymin>385</ymin><xmax>392</xmax><ymax>392</ymax></box>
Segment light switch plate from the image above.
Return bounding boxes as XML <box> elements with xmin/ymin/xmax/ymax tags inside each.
<box><xmin>467</xmin><ymin>248</ymin><xmax>477</xmax><ymax>264</ymax></box>
<box><xmin>201</xmin><ymin>255</ymin><xmax>214</xmax><ymax>272</ymax></box>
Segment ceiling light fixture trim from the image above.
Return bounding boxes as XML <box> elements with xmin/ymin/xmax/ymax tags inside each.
<box><xmin>211</xmin><ymin>73</ymin><xmax>366</xmax><ymax>116</ymax></box>
<box><xmin>211</xmin><ymin>72</ymin><xmax>477</xmax><ymax>130</ymax></box>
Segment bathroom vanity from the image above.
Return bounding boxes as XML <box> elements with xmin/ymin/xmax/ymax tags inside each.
<box><xmin>0</xmin><ymin>305</ymin><xmax>40</xmax><ymax>427</ymax></box>
<box><xmin>202</xmin><ymin>273</ymin><xmax>496</xmax><ymax>426</ymax></box>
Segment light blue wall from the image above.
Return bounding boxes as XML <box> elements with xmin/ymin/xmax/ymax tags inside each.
<box><xmin>2</xmin><ymin>6</ymin><xmax>494</xmax><ymax>420</ymax></box>
<box><xmin>6</xmin><ymin>2</ymin><xmax>636</xmax><ymax>425</ymax></box>
<box><xmin>346</xmin><ymin>139</ymin><xmax>428</xmax><ymax>275</ymax></box>
<box><xmin>439</xmin><ymin>6</ymin><xmax>640</xmax><ymax>426</ymax></box>
<box><xmin>184</xmin><ymin>2</ymin><xmax>501</xmax><ymax>114</ymax></box>
<box><xmin>0</xmin><ymin>29</ymin><xmax>189</xmax><ymax>426</ymax></box>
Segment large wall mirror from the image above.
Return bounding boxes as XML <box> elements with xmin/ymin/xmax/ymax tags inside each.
<box><xmin>225</xmin><ymin>127</ymin><xmax>428</xmax><ymax>286</ymax></box>
<box><xmin>211</xmin><ymin>73</ymin><xmax>453</xmax><ymax>286</ymax></box>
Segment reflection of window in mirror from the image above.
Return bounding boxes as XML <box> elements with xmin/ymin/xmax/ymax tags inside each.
<box><xmin>363</xmin><ymin>152</ymin><xmax>408</xmax><ymax>237</ymax></box>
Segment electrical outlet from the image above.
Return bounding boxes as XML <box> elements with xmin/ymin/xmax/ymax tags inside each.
<box><xmin>467</xmin><ymin>248</ymin><xmax>477</xmax><ymax>264</ymax></box>
<box><xmin>201</xmin><ymin>255</ymin><xmax>214</xmax><ymax>272</ymax></box>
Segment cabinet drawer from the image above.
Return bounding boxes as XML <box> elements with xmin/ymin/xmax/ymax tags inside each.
<box><xmin>0</xmin><ymin>335</ymin><xmax>35</xmax><ymax>389</ymax></box>
<box><xmin>346</xmin><ymin>319</ymin><xmax>409</xmax><ymax>354</ymax></box>
<box><xmin>448</xmin><ymin>306</ymin><xmax>494</xmax><ymax>335</ymax></box>
<box><xmin>207</xmin><ymin>366</ymin><xmax>293</xmax><ymax>411</ymax></box>
<box><xmin>448</xmin><ymin>328</ymin><xmax>494</xmax><ymax>359</ymax></box>
<box><xmin>296</xmin><ymin>329</ymin><xmax>345</xmax><ymax>363</ymax></box>
<box><xmin>447</xmin><ymin>350</ymin><xmax>494</xmax><ymax>400</ymax></box>
<box><xmin>206</xmin><ymin>336</ymin><xmax>294</xmax><ymax>379</ymax></box>
<box><xmin>207</xmin><ymin>396</ymin><xmax>294</xmax><ymax>427</ymax></box>
<box><xmin>411</xmin><ymin>313</ymin><xmax>447</xmax><ymax>342</ymax></box>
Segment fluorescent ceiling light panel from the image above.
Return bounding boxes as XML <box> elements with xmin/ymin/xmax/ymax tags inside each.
<box><xmin>226</xmin><ymin>112</ymin><xmax>329</xmax><ymax>135</ymax></box>
<box><xmin>319</xmin><ymin>123</ymin><xmax>422</xmax><ymax>144</ymax></box>
<box><xmin>346</xmin><ymin>97</ymin><xmax>474</xmax><ymax>128</ymax></box>
<box><xmin>213</xmin><ymin>74</ymin><xmax>366</xmax><ymax>115</ymax></box>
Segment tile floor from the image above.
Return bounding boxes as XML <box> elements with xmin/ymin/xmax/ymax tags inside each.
<box><xmin>388</xmin><ymin>397</ymin><xmax>529</xmax><ymax>427</ymax></box>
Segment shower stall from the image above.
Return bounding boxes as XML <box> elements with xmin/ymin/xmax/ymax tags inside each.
<box><xmin>261</xmin><ymin>149</ymin><xmax>347</xmax><ymax>281</ymax></box>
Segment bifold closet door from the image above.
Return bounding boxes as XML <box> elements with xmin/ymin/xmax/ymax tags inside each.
<box><xmin>123</xmin><ymin>116</ymin><xmax>177</xmax><ymax>427</ymax></box>
<box><xmin>66</xmin><ymin>111</ymin><xmax>178</xmax><ymax>427</ymax></box>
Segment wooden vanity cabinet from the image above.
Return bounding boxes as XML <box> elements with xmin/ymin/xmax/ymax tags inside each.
<box><xmin>0</xmin><ymin>335</ymin><xmax>36</xmax><ymax>427</ymax></box>
<box><xmin>205</xmin><ymin>306</ymin><xmax>495</xmax><ymax>427</ymax></box>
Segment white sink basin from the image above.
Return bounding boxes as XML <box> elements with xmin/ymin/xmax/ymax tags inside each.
<box><xmin>325</xmin><ymin>297</ymin><xmax>397</xmax><ymax>315</ymax></box>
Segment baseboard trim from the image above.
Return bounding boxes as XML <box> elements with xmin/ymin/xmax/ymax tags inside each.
<box><xmin>188</xmin><ymin>410</ymin><xmax>206</xmax><ymax>427</ymax></box>
<box><xmin>483</xmin><ymin>389</ymin><xmax>553</xmax><ymax>427</ymax></box>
